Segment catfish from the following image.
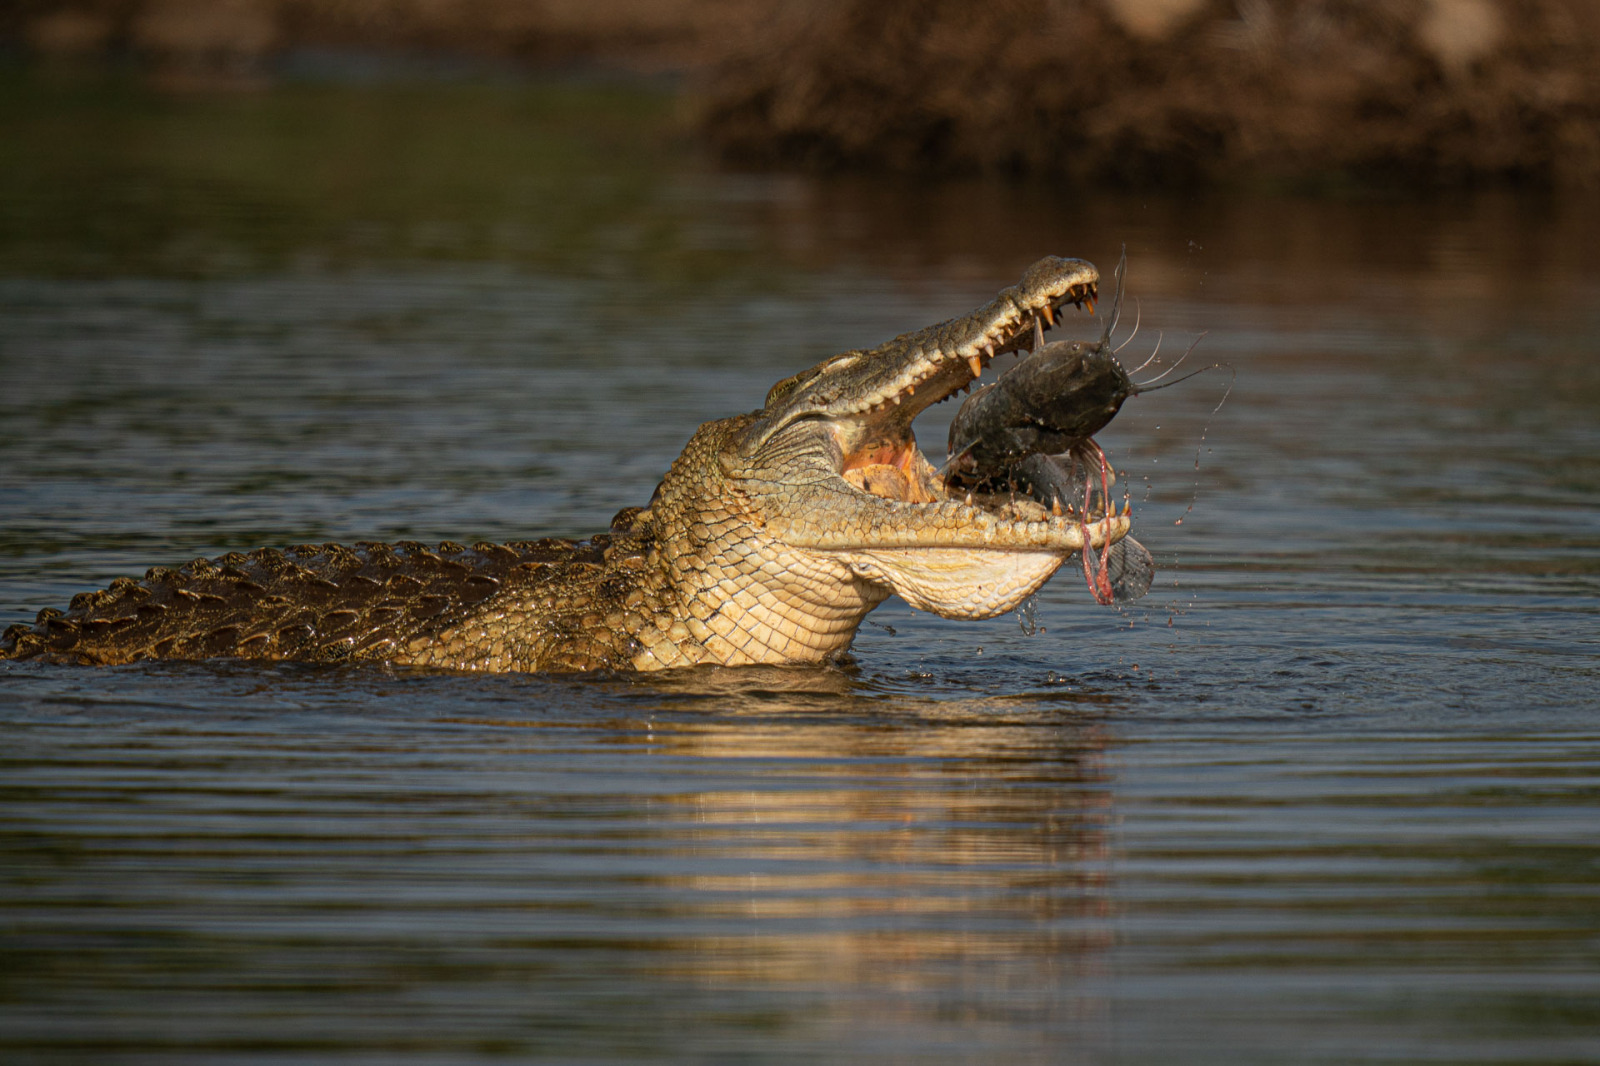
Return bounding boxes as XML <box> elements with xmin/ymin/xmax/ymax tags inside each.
<box><xmin>944</xmin><ymin>258</ymin><xmax>1156</xmax><ymax>605</ymax></box>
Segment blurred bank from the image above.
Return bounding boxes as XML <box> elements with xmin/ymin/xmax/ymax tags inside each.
<box><xmin>6</xmin><ymin>0</ymin><xmax>1599</xmax><ymax>189</ymax></box>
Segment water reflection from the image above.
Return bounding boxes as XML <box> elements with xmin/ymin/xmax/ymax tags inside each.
<box><xmin>624</xmin><ymin>684</ymin><xmax>1117</xmax><ymax>1033</ymax></box>
<box><xmin>2</xmin><ymin>661</ymin><xmax>1126</xmax><ymax>1059</ymax></box>
<box><xmin>8</xmin><ymin>653</ymin><xmax>1597</xmax><ymax>1061</ymax></box>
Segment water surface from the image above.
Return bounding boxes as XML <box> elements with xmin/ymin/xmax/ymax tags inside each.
<box><xmin>2</xmin><ymin>73</ymin><xmax>1598</xmax><ymax>1064</ymax></box>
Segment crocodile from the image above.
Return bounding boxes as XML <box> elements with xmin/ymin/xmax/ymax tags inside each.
<box><xmin>1</xmin><ymin>256</ymin><xmax>1129</xmax><ymax>673</ymax></box>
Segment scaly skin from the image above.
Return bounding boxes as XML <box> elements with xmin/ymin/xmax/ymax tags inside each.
<box><xmin>2</xmin><ymin>256</ymin><xmax>1129</xmax><ymax>672</ymax></box>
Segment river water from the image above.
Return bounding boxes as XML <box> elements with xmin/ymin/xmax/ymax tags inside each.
<box><xmin>2</xmin><ymin>73</ymin><xmax>1598</xmax><ymax>1064</ymax></box>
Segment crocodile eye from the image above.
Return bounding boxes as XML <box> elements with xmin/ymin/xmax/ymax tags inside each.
<box><xmin>765</xmin><ymin>371</ymin><xmax>813</xmax><ymax>406</ymax></box>
<box><xmin>764</xmin><ymin>354</ymin><xmax>860</xmax><ymax>407</ymax></box>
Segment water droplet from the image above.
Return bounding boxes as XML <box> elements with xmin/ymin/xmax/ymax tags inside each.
<box><xmin>1015</xmin><ymin>595</ymin><xmax>1041</xmax><ymax>636</ymax></box>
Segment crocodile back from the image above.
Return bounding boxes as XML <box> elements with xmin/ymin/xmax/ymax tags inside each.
<box><xmin>0</xmin><ymin>539</ymin><xmax>606</xmax><ymax>667</ymax></box>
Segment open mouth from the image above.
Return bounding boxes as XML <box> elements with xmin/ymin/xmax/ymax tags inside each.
<box><xmin>740</xmin><ymin>256</ymin><xmax>1127</xmax><ymax>617</ymax></box>
<box><xmin>834</xmin><ymin>273</ymin><xmax>1115</xmax><ymax>529</ymax></box>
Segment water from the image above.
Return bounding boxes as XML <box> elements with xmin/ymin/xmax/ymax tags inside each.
<box><xmin>2</xmin><ymin>72</ymin><xmax>1599</xmax><ymax>1064</ymax></box>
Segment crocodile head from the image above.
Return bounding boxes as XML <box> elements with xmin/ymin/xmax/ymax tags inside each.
<box><xmin>717</xmin><ymin>255</ymin><xmax>1127</xmax><ymax>623</ymax></box>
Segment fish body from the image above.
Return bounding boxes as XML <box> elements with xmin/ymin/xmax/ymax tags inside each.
<box><xmin>946</xmin><ymin>339</ymin><xmax>1136</xmax><ymax>493</ymax></box>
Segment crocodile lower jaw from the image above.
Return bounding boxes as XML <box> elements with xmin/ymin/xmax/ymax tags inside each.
<box><xmin>836</xmin><ymin>545</ymin><xmax>1076</xmax><ymax>619</ymax></box>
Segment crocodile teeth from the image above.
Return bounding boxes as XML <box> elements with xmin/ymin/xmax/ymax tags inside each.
<box><xmin>966</xmin><ymin>354</ymin><xmax>983</xmax><ymax>378</ymax></box>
